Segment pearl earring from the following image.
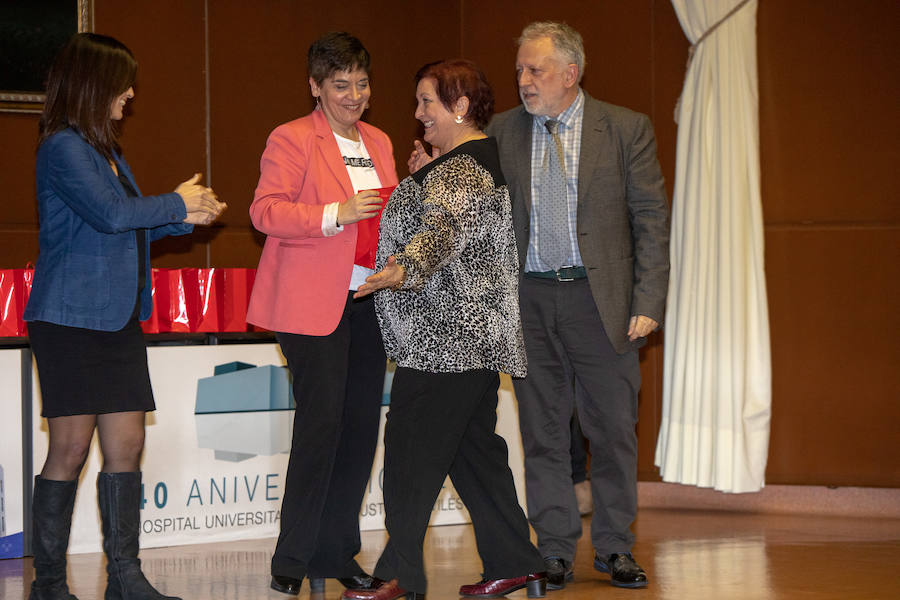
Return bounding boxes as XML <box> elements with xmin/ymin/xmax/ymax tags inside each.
<box><xmin>455</xmin><ymin>114</ymin><xmax>464</xmax><ymax>124</ymax></box>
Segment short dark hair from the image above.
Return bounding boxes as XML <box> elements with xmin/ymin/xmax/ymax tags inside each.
<box><xmin>414</xmin><ymin>59</ymin><xmax>494</xmax><ymax>130</ymax></box>
<box><xmin>307</xmin><ymin>32</ymin><xmax>370</xmax><ymax>85</ymax></box>
<box><xmin>39</xmin><ymin>33</ymin><xmax>137</xmax><ymax>162</ymax></box>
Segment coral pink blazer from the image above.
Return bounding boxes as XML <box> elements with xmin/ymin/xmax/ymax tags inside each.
<box><xmin>247</xmin><ymin>109</ymin><xmax>398</xmax><ymax>335</ymax></box>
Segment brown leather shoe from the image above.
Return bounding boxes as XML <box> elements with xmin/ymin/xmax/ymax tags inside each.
<box><xmin>459</xmin><ymin>572</ymin><xmax>547</xmax><ymax>598</ymax></box>
<box><xmin>341</xmin><ymin>579</ymin><xmax>423</xmax><ymax>600</ymax></box>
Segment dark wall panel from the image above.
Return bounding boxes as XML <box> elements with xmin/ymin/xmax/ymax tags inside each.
<box><xmin>765</xmin><ymin>228</ymin><xmax>900</xmax><ymax>485</ymax></box>
<box><xmin>637</xmin><ymin>336</ymin><xmax>664</xmax><ymax>481</ymax></box>
<box><xmin>205</xmin><ymin>0</ymin><xmax>462</xmax><ymax>267</ymax></box>
<box><xmin>758</xmin><ymin>1</ymin><xmax>900</xmax><ymax>485</ymax></box>
<box><xmin>758</xmin><ymin>0</ymin><xmax>900</xmax><ymax>224</ymax></box>
<box><xmin>0</xmin><ymin>114</ymin><xmax>39</xmax><ymax>226</ymax></box>
<box><xmin>94</xmin><ymin>0</ymin><xmax>210</xmax><ymax>266</ymax></box>
<box><xmin>463</xmin><ymin>0</ymin><xmax>658</xmax><ymax>115</ymax></box>
<box><xmin>0</xmin><ymin>113</ymin><xmax>40</xmax><ymax>269</ymax></box>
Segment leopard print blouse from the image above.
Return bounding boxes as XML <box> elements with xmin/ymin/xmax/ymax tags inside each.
<box><xmin>374</xmin><ymin>138</ymin><xmax>527</xmax><ymax>377</ymax></box>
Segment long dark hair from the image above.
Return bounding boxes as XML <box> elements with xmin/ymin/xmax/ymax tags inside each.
<box><xmin>39</xmin><ymin>33</ymin><xmax>137</xmax><ymax>162</ymax></box>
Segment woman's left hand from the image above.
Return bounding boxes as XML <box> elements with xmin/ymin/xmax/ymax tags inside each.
<box><xmin>354</xmin><ymin>256</ymin><xmax>406</xmax><ymax>298</ymax></box>
<box><xmin>407</xmin><ymin>140</ymin><xmax>439</xmax><ymax>173</ymax></box>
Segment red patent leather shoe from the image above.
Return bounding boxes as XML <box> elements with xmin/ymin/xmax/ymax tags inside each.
<box><xmin>341</xmin><ymin>579</ymin><xmax>423</xmax><ymax>600</ymax></box>
<box><xmin>458</xmin><ymin>572</ymin><xmax>547</xmax><ymax>598</ymax></box>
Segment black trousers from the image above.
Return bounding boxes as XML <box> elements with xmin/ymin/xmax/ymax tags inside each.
<box><xmin>514</xmin><ymin>277</ymin><xmax>640</xmax><ymax>560</ymax></box>
<box><xmin>373</xmin><ymin>367</ymin><xmax>544</xmax><ymax>593</ymax></box>
<box><xmin>271</xmin><ymin>293</ymin><xmax>386</xmax><ymax>579</ymax></box>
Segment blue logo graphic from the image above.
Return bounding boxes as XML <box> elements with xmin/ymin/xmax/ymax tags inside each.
<box><xmin>195</xmin><ymin>362</ymin><xmax>295</xmax><ymax>462</ymax></box>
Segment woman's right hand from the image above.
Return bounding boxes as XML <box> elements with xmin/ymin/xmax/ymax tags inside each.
<box><xmin>176</xmin><ymin>173</ymin><xmax>226</xmax><ymax>224</ymax></box>
<box><xmin>354</xmin><ymin>255</ymin><xmax>406</xmax><ymax>298</ymax></box>
<box><xmin>337</xmin><ymin>189</ymin><xmax>382</xmax><ymax>226</ymax></box>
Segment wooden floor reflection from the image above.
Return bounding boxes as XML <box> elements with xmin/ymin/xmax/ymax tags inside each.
<box><xmin>3</xmin><ymin>508</ymin><xmax>900</xmax><ymax>599</ymax></box>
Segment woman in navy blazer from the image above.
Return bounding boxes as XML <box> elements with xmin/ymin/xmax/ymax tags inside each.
<box><xmin>23</xmin><ymin>33</ymin><xmax>224</xmax><ymax>600</ymax></box>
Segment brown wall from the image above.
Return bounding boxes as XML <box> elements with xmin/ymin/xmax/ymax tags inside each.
<box><xmin>758</xmin><ymin>0</ymin><xmax>900</xmax><ymax>486</ymax></box>
<box><xmin>1</xmin><ymin>0</ymin><xmax>897</xmax><ymax>488</ymax></box>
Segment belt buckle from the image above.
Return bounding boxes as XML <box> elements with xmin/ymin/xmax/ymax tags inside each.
<box><xmin>556</xmin><ymin>265</ymin><xmax>575</xmax><ymax>282</ymax></box>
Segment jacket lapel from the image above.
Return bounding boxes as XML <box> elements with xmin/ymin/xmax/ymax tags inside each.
<box><xmin>112</xmin><ymin>152</ymin><xmax>141</xmax><ymax>195</ymax></box>
<box><xmin>359</xmin><ymin>124</ymin><xmax>394</xmax><ymax>187</ymax></box>
<box><xmin>108</xmin><ymin>151</ymin><xmax>144</xmax><ymax>250</ymax></box>
<box><xmin>511</xmin><ymin>108</ymin><xmax>533</xmax><ymax>216</ymax></box>
<box><xmin>577</xmin><ymin>94</ymin><xmax>609</xmax><ymax>210</ymax></box>
<box><xmin>313</xmin><ymin>109</ymin><xmax>355</xmax><ymax>200</ymax></box>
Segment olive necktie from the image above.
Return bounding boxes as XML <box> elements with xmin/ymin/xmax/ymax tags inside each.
<box><xmin>539</xmin><ymin>119</ymin><xmax>570</xmax><ymax>270</ymax></box>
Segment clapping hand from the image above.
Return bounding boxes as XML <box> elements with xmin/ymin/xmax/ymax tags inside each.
<box><xmin>176</xmin><ymin>173</ymin><xmax>226</xmax><ymax>225</ymax></box>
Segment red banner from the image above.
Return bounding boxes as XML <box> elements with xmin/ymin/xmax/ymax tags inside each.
<box><xmin>0</xmin><ymin>267</ymin><xmax>260</xmax><ymax>337</ymax></box>
<box><xmin>0</xmin><ymin>267</ymin><xmax>34</xmax><ymax>336</ymax></box>
<box><xmin>217</xmin><ymin>268</ymin><xmax>259</xmax><ymax>332</ymax></box>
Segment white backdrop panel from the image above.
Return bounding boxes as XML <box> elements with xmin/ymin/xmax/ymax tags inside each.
<box><xmin>0</xmin><ymin>349</ymin><xmax>25</xmax><ymax>558</ymax></box>
<box><xmin>30</xmin><ymin>344</ymin><xmax>526</xmax><ymax>554</ymax></box>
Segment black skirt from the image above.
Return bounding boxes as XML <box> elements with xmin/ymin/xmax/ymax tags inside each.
<box><xmin>28</xmin><ymin>317</ymin><xmax>155</xmax><ymax>418</ymax></box>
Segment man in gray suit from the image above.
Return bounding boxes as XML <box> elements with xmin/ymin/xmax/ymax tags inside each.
<box><xmin>485</xmin><ymin>22</ymin><xmax>670</xmax><ymax>589</ymax></box>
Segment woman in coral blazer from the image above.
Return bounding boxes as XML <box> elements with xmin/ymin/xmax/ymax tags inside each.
<box><xmin>247</xmin><ymin>32</ymin><xmax>398</xmax><ymax>597</ymax></box>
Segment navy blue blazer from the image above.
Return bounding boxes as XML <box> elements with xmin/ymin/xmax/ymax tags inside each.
<box><xmin>24</xmin><ymin>128</ymin><xmax>193</xmax><ymax>331</ymax></box>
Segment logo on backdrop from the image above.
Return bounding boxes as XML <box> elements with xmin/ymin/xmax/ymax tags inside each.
<box><xmin>194</xmin><ymin>361</ymin><xmax>396</xmax><ymax>463</ymax></box>
<box><xmin>188</xmin><ymin>360</ymin><xmax>465</xmax><ymax>527</ymax></box>
<box><xmin>194</xmin><ymin>361</ymin><xmax>295</xmax><ymax>462</ymax></box>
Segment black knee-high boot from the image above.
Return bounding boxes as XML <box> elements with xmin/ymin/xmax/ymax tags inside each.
<box><xmin>97</xmin><ymin>472</ymin><xmax>180</xmax><ymax>600</ymax></box>
<box><xmin>29</xmin><ymin>475</ymin><xmax>79</xmax><ymax>600</ymax></box>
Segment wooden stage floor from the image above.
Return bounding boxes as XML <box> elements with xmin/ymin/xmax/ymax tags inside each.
<box><xmin>3</xmin><ymin>508</ymin><xmax>899</xmax><ymax>599</ymax></box>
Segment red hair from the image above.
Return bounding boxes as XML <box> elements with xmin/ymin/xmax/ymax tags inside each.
<box><xmin>415</xmin><ymin>59</ymin><xmax>494</xmax><ymax>130</ymax></box>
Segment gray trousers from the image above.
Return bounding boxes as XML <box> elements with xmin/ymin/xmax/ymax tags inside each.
<box><xmin>513</xmin><ymin>276</ymin><xmax>640</xmax><ymax>561</ymax></box>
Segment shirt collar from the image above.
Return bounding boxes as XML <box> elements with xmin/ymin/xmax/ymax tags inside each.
<box><xmin>534</xmin><ymin>88</ymin><xmax>584</xmax><ymax>131</ymax></box>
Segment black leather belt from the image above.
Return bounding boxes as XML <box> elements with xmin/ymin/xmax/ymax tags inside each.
<box><xmin>525</xmin><ymin>266</ymin><xmax>587</xmax><ymax>282</ymax></box>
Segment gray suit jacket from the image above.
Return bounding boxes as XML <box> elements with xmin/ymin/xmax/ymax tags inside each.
<box><xmin>486</xmin><ymin>92</ymin><xmax>670</xmax><ymax>354</ymax></box>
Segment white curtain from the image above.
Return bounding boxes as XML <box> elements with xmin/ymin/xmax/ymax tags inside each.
<box><xmin>655</xmin><ymin>0</ymin><xmax>771</xmax><ymax>493</ymax></box>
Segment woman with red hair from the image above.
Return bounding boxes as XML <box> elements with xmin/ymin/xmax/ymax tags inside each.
<box><xmin>348</xmin><ymin>59</ymin><xmax>546</xmax><ymax>600</ymax></box>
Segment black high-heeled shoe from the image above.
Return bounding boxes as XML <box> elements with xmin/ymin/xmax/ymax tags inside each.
<box><xmin>306</xmin><ymin>573</ymin><xmax>381</xmax><ymax>593</ymax></box>
<box><xmin>339</xmin><ymin>573</ymin><xmax>382</xmax><ymax>590</ymax></box>
<box><xmin>270</xmin><ymin>575</ymin><xmax>302</xmax><ymax>595</ymax></box>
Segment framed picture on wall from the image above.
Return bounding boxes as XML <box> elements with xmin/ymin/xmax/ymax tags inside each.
<box><xmin>0</xmin><ymin>0</ymin><xmax>92</xmax><ymax>113</ymax></box>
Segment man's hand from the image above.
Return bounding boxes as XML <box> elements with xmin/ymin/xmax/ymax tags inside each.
<box><xmin>627</xmin><ymin>315</ymin><xmax>659</xmax><ymax>341</ymax></box>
